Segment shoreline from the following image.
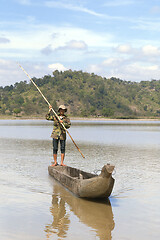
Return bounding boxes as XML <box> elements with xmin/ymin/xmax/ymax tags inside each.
<box><xmin>71</xmin><ymin>117</ymin><xmax>160</xmax><ymax>121</ymax></box>
<box><xmin>0</xmin><ymin>115</ymin><xmax>160</xmax><ymax>121</ymax></box>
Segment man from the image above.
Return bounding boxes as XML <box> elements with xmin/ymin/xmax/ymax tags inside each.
<box><xmin>46</xmin><ymin>104</ymin><xmax>71</xmax><ymax>166</ymax></box>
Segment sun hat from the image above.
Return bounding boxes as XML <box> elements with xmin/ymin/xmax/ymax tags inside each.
<box><xmin>58</xmin><ymin>104</ymin><xmax>67</xmax><ymax>112</ymax></box>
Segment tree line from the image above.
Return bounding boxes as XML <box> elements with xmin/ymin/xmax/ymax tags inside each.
<box><xmin>0</xmin><ymin>70</ymin><xmax>160</xmax><ymax>118</ymax></box>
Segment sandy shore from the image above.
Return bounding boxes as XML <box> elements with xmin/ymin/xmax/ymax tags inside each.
<box><xmin>0</xmin><ymin>115</ymin><xmax>160</xmax><ymax>121</ymax></box>
<box><xmin>70</xmin><ymin>117</ymin><xmax>160</xmax><ymax>121</ymax></box>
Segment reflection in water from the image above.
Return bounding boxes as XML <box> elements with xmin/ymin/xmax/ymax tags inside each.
<box><xmin>45</xmin><ymin>194</ymin><xmax>70</xmax><ymax>239</ymax></box>
<box><xmin>45</xmin><ymin>182</ymin><xmax>115</xmax><ymax>240</ymax></box>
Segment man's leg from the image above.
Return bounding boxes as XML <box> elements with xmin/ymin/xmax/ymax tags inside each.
<box><xmin>51</xmin><ymin>138</ymin><xmax>59</xmax><ymax>166</ymax></box>
<box><xmin>60</xmin><ymin>140</ymin><xmax>66</xmax><ymax>166</ymax></box>
<box><xmin>53</xmin><ymin>153</ymin><xmax>57</xmax><ymax>166</ymax></box>
<box><xmin>61</xmin><ymin>153</ymin><xmax>65</xmax><ymax>166</ymax></box>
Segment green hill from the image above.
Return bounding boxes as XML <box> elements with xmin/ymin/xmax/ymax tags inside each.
<box><xmin>1</xmin><ymin>70</ymin><xmax>160</xmax><ymax>119</ymax></box>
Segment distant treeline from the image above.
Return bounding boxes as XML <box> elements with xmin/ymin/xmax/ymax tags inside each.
<box><xmin>1</xmin><ymin>70</ymin><xmax>160</xmax><ymax>118</ymax></box>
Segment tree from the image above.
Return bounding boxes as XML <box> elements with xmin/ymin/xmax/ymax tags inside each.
<box><xmin>13</xmin><ymin>108</ymin><xmax>21</xmax><ymax>114</ymax></box>
<box><xmin>101</xmin><ymin>108</ymin><xmax>113</xmax><ymax>117</ymax></box>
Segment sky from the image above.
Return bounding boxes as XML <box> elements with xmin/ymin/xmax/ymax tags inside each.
<box><xmin>1</xmin><ymin>0</ymin><xmax>160</xmax><ymax>86</ymax></box>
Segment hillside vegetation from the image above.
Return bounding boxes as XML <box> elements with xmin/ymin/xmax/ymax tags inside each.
<box><xmin>0</xmin><ymin>70</ymin><xmax>160</xmax><ymax>119</ymax></box>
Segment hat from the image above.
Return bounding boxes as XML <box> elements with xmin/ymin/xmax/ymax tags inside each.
<box><xmin>58</xmin><ymin>104</ymin><xmax>67</xmax><ymax>112</ymax></box>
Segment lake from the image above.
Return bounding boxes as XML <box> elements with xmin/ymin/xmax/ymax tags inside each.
<box><xmin>0</xmin><ymin>119</ymin><xmax>160</xmax><ymax>240</ymax></box>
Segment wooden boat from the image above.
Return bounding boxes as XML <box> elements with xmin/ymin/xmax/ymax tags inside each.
<box><xmin>48</xmin><ymin>164</ymin><xmax>115</xmax><ymax>199</ymax></box>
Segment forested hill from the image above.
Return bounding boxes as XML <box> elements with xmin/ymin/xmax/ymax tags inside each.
<box><xmin>1</xmin><ymin>70</ymin><xmax>160</xmax><ymax>119</ymax></box>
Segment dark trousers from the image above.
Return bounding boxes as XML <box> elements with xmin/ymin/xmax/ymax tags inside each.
<box><xmin>53</xmin><ymin>138</ymin><xmax>66</xmax><ymax>154</ymax></box>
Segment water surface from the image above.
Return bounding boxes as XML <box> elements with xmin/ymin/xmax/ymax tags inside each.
<box><xmin>0</xmin><ymin>119</ymin><xmax>160</xmax><ymax>240</ymax></box>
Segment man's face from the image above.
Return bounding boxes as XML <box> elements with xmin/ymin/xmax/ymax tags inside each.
<box><xmin>59</xmin><ymin>109</ymin><xmax>65</xmax><ymax>115</ymax></box>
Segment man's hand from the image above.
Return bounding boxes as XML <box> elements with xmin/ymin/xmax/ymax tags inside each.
<box><xmin>53</xmin><ymin>116</ymin><xmax>63</xmax><ymax>123</ymax></box>
<box><xmin>49</xmin><ymin>105</ymin><xmax>52</xmax><ymax>112</ymax></box>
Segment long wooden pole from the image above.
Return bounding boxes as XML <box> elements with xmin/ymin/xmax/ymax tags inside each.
<box><xmin>17</xmin><ymin>63</ymin><xmax>85</xmax><ymax>158</ymax></box>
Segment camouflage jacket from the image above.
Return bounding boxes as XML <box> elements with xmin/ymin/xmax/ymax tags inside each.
<box><xmin>46</xmin><ymin>111</ymin><xmax>71</xmax><ymax>140</ymax></box>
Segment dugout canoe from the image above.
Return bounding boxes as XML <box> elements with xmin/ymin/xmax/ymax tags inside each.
<box><xmin>48</xmin><ymin>164</ymin><xmax>115</xmax><ymax>199</ymax></box>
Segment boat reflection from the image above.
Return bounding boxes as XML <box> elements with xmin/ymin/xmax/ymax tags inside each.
<box><xmin>45</xmin><ymin>181</ymin><xmax>115</xmax><ymax>239</ymax></box>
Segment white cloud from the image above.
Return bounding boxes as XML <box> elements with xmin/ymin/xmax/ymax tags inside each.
<box><xmin>113</xmin><ymin>43</ymin><xmax>160</xmax><ymax>63</ymax></box>
<box><xmin>131</xmin><ymin>18</ymin><xmax>160</xmax><ymax>32</ymax></box>
<box><xmin>44</xmin><ymin>0</ymin><xmax>125</xmax><ymax>21</ymax></box>
<box><xmin>0</xmin><ymin>21</ymin><xmax>113</xmax><ymax>60</ymax></box>
<box><xmin>121</xmin><ymin>63</ymin><xmax>160</xmax><ymax>81</ymax></box>
<box><xmin>0</xmin><ymin>60</ymin><xmax>24</xmax><ymax>86</ymax></box>
<box><xmin>116</xmin><ymin>44</ymin><xmax>132</xmax><ymax>53</ymax></box>
<box><xmin>0</xmin><ymin>30</ymin><xmax>48</xmax><ymax>51</ymax></box>
<box><xmin>1</xmin><ymin>10</ymin><xmax>160</xmax><ymax>85</ymax></box>
<box><xmin>65</xmin><ymin>40</ymin><xmax>87</xmax><ymax>50</ymax></box>
<box><xmin>54</xmin><ymin>40</ymin><xmax>88</xmax><ymax>51</ymax></box>
<box><xmin>45</xmin><ymin>1</ymin><xmax>105</xmax><ymax>18</ymax></box>
<box><xmin>148</xmin><ymin>65</ymin><xmax>159</xmax><ymax>71</ymax></box>
<box><xmin>48</xmin><ymin>63</ymin><xmax>67</xmax><ymax>72</ymax></box>
<box><xmin>150</xmin><ymin>6</ymin><xmax>160</xmax><ymax>14</ymax></box>
<box><xmin>0</xmin><ymin>37</ymin><xmax>10</xmax><ymax>44</ymax></box>
<box><xmin>26</xmin><ymin>16</ymin><xmax>36</xmax><ymax>23</ymax></box>
<box><xmin>1</xmin><ymin>53</ymin><xmax>160</xmax><ymax>87</ymax></box>
<box><xmin>124</xmin><ymin>63</ymin><xmax>159</xmax><ymax>73</ymax></box>
<box><xmin>87</xmin><ymin>64</ymin><xmax>102</xmax><ymax>74</ymax></box>
<box><xmin>0</xmin><ymin>60</ymin><xmax>68</xmax><ymax>86</ymax></box>
<box><xmin>41</xmin><ymin>44</ymin><xmax>53</xmax><ymax>55</ymax></box>
<box><xmin>16</xmin><ymin>0</ymin><xmax>31</xmax><ymax>5</ymax></box>
<box><xmin>0</xmin><ymin>59</ymin><xmax>8</xmax><ymax>65</ymax></box>
<box><xmin>0</xmin><ymin>60</ymin><xmax>50</xmax><ymax>86</ymax></box>
<box><xmin>86</xmin><ymin>56</ymin><xmax>160</xmax><ymax>82</ymax></box>
<box><xmin>102</xmin><ymin>57</ymin><xmax>123</xmax><ymax>67</ymax></box>
<box><xmin>104</xmin><ymin>0</ymin><xmax>135</xmax><ymax>7</ymax></box>
<box><xmin>142</xmin><ymin>45</ymin><xmax>160</xmax><ymax>56</ymax></box>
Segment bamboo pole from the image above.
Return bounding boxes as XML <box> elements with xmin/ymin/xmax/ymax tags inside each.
<box><xmin>17</xmin><ymin>63</ymin><xmax>85</xmax><ymax>158</ymax></box>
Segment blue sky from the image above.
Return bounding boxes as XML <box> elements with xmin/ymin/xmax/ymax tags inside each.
<box><xmin>1</xmin><ymin>0</ymin><xmax>160</xmax><ymax>86</ymax></box>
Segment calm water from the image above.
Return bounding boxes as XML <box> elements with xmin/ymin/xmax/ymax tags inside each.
<box><xmin>0</xmin><ymin>119</ymin><xmax>160</xmax><ymax>240</ymax></box>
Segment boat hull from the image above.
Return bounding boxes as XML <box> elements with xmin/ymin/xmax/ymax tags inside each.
<box><xmin>48</xmin><ymin>164</ymin><xmax>115</xmax><ymax>199</ymax></box>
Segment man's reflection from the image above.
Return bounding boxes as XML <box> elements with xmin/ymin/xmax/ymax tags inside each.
<box><xmin>44</xmin><ymin>191</ymin><xmax>70</xmax><ymax>239</ymax></box>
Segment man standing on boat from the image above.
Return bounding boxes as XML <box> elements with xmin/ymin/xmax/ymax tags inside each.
<box><xmin>46</xmin><ymin>104</ymin><xmax>71</xmax><ymax>166</ymax></box>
